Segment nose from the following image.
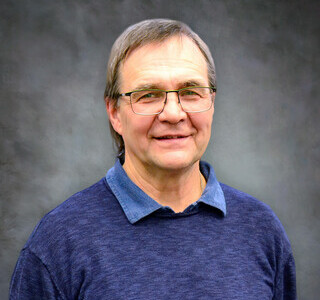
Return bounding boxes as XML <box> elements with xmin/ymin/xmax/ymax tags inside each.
<box><xmin>157</xmin><ymin>91</ymin><xmax>187</xmax><ymax>123</ymax></box>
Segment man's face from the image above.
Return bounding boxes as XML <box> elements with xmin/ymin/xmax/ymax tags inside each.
<box><xmin>108</xmin><ymin>35</ymin><xmax>214</xmax><ymax>173</ymax></box>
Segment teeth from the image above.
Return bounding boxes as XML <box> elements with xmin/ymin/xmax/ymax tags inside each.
<box><xmin>157</xmin><ymin>136</ymin><xmax>184</xmax><ymax>139</ymax></box>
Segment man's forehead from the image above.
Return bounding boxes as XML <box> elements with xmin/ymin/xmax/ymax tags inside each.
<box><xmin>119</xmin><ymin>35</ymin><xmax>208</xmax><ymax>90</ymax></box>
<box><xmin>123</xmin><ymin>35</ymin><xmax>204</xmax><ymax>64</ymax></box>
<box><xmin>131</xmin><ymin>80</ymin><xmax>207</xmax><ymax>91</ymax></box>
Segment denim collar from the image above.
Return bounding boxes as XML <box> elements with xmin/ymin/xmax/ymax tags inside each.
<box><xmin>106</xmin><ymin>160</ymin><xmax>226</xmax><ymax>224</ymax></box>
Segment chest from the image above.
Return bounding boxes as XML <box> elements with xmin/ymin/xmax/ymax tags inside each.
<box><xmin>58</xmin><ymin>226</ymin><xmax>276</xmax><ymax>299</ymax></box>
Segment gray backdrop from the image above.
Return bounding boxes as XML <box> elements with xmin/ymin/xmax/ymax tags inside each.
<box><xmin>1</xmin><ymin>0</ymin><xmax>319</xmax><ymax>299</ymax></box>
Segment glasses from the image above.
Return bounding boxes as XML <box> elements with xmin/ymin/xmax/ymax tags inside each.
<box><xmin>118</xmin><ymin>86</ymin><xmax>216</xmax><ymax>116</ymax></box>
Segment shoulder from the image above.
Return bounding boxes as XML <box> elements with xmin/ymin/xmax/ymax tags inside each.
<box><xmin>220</xmin><ymin>182</ymin><xmax>277</xmax><ymax>218</ymax></box>
<box><xmin>40</xmin><ymin>178</ymin><xmax>111</xmax><ymax>221</ymax></box>
<box><xmin>24</xmin><ymin>178</ymin><xmax>115</xmax><ymax>254</ymax></box>
<box><xmin>219</xmin><ymin>182</ymin><xmax>292</xmax><ymax>253</ymax></box>
<box><xmin>219</xmin><ymin>183</ymin><xmax>296</xmax><ymax>295</ymax></box>
<box><xmin>12</xmin><ymin>178</ymin><xmax>116</xmax><ymax>298</ymax></box>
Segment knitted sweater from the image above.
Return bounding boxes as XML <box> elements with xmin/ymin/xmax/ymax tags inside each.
<box><xmin>10</xmin><ymin>161</ymin><xmax>296</xmax><ymax>299</ymax></box>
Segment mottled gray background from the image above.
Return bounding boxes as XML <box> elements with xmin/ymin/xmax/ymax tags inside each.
<box><xmin>1</xmin><ymin>0</ymin><xmax>319</xmax><ymax>299</ymax></box>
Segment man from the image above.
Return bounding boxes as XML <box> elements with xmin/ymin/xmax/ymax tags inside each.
<box><xmin>10</xmin><ymin>19</ymin><xmax>297</xmax><ymax>299</ymax></box>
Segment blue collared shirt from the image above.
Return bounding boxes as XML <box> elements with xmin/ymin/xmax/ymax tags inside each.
<box><xmin>106</xmin><ymin>160</ymin><xmax>226</xmax><ymax>224</ymax></box>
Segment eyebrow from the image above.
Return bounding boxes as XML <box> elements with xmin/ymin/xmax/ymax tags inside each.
<box><xmin>133</xmin><ymin>80</ymin><xmax>206</xmax><ymax>91</ymax></box>
<box><xmin>180</xmin><ymin>80</ymin><xmax>205</xmax><ymax>88</ymax></box>
<box><xmin>133</xmin><ymin>83</ymin><xmax>160</xmax><ymax>91</ymax></box>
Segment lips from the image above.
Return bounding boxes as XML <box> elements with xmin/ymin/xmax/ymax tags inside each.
<box><xmin>155</xmin><ymin>135</ymin><xmax>187</xmax><ymax>140</ymax></box>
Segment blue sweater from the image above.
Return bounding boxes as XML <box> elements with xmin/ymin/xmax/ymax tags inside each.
<box><xmin>10</xmin><ymin>161</ymin><xmax>296</xmax><ymax>299</ymax></box>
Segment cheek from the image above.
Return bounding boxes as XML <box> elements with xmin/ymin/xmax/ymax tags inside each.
<box><xmin>191</xmin><ymin>113</ymin><xmax>213</xmax><ymax>136</ymax></box>
<box><xmin>121</xmin><ymin>115</ymin><xmax>155</xmax><ymax>142</ymax></box>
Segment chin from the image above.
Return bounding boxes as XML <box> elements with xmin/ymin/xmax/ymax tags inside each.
<box><xmin>151</xmin><ymin>153</ymin><xmax>200</xmax><ymax>171</ymax></box>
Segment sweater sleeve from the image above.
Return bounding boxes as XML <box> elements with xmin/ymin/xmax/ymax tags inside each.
<box><xmin>274</xmin><ymin>252</ymin><xmax>297</xmax><ymax>300</ymax></box>
<box><xmin>9</xmin><ymin>248</ymin><xmax>63</xmax><ymax>300</ymax></box>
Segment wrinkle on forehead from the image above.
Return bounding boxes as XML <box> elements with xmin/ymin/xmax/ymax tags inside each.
<box><xmin>119</xmin><ymin>36</ymin><xmax>208</xmax><ymax>91</ymax></box>
<box><xmin>124</xmin><ymin>34</ymin><xmax>185</xmax><ymax>62</ymax></box>
<box><xmin>123</xmin><ymin>35</ymin><xmax>204</xmax><ymax>66</ymax></box>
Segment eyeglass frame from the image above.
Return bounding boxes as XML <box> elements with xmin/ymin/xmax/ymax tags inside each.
<box><xmin>116</xmin><ymin>86</ymin><xmax>217</xmax><ymax>116</ymax></box>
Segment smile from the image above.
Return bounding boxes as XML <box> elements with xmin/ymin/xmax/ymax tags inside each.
<box><xmin>155</xmin><ymin>136</ymin><xmax>187</xmax><ymax>139</ymax></box>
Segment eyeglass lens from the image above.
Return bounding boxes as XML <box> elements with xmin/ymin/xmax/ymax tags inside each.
<box><xmin>130</xmin><ymin>87</ymin><xmax>213</xmax><ymax>115</ymax></box>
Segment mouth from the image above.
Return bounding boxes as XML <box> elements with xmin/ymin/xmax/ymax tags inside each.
<box><xmin>154</xmin><ymin>135</ymin><xmax>187</xmax><ymax>140</ymax></box>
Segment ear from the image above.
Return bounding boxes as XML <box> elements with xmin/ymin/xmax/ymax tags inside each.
<box><xmin>105</xmin><ymin>97</ymin><xmax>123</xmax><ymax>135</ymax></box>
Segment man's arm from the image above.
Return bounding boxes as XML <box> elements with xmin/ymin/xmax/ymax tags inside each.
<box><xmin>10</xmin><ymin>248</ymin><xmax>63</xmax><ymax>300</ymax></box>
<box><xmin>274</xmin><ymin>252</ymin><xmax>297</xmax><ymax>300</ymax></box>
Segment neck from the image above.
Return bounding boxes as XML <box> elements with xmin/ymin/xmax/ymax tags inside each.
<box><xmin>123</xmin><ymin>156</ymin><xmax>205</xmax><ymax>213</ymax></box>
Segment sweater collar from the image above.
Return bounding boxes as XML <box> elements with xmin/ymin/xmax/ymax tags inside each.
<box><xmin>106</xmin><ymin>160</ymin><xmax>226</xmax><ymax>224</ymax></box>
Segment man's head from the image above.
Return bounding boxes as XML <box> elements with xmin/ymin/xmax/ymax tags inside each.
<box><xmin>104</xmin><ymin>19</ymin><xmax>216</xmax><ymax>161</ymax></box>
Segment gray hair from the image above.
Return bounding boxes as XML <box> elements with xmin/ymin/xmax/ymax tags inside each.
<box><xmin>104</xmin><ymin>19</ymin><xmax>216</xmax><ymax>160</ymax></box>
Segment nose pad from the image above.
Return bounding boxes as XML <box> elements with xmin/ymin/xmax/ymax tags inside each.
<box><xmin>158</xmin><ymin>91</ymin><xmax>186</xmax><ymax>122</ymax></box>
<box><xmin>162</xmin><ymin>91</ymin><xmax>182</xmax><ymax>113</ymax></box>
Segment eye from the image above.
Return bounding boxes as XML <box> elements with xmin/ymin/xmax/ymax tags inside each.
<box><xmin>180</xmin><ymin>89</ymin><xmax>201</xmax><ymax>98</ymax></box>
<box><xmin>141</xmin><ymin>92</ymin><xmax>156</xmax><ymax>98</ymax></box>
<box><xmin>135</xmin><ymin>91</ymin><xmax>163</xmax><ymax>102</ymax></box>
<box><xmin>182</xmin><ymin>90</ymin><xmax>197</xmax><ymax>95</ymax></box>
